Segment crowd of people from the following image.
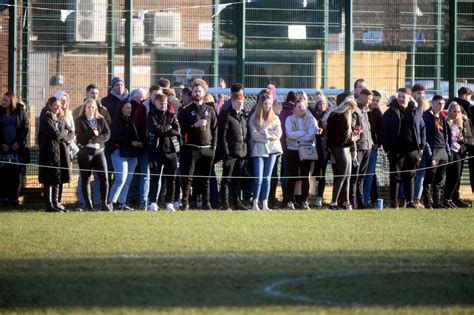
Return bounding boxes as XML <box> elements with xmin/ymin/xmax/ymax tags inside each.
<box><xmin>0</xmin><ymin>77</ymin><xmax>473</xmax><ymax>212</ymax></box>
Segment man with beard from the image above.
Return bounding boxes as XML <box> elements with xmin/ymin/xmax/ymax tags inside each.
<box><xmin>178</xmin><ymin>79</ymin><xmax>218</xmax><ymax>210</ymax></box>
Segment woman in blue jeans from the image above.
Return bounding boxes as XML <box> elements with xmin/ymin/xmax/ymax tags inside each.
<box><xmin>106</xmin><ymin>102</ymin><xmax>142</xmax><ymax>210</ymax></box>
<box><xmin>249</xmin><ymin>94</ymin><xmax>283</xmax><ymax>211</ymax></box>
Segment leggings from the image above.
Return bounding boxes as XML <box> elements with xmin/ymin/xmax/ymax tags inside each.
<box><xmin>330</xmin><ymin>147</ymin><xmax>351</xmax><ymax>204</ymax></box>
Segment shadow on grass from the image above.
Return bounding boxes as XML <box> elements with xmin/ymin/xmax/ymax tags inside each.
<box><xmin>0</xmin><ymin>251</ymin><xmax>473</xmax><ymax>310</ymax></box>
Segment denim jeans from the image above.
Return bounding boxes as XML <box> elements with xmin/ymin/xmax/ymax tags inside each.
<box><xmin>414</xmin><ymin>158</ymin><xmax>426</xmax><ymax>201</ymax></box>
<box><xmin>252</xmin><ymin>154</ymin><xmax>277</xmax><ymax>201</ymax></box>
<box><xmin>108</xmin><ymin>149</ymin><xmax>138</xmax><ymax>204</ymax></box>
<box><xmin>363</xmin><ymin>148</ymin><xmax>378</xmax><ymax>205</ymax></box>
<box><xmin>78</xmin><ymin>172</ymin><xmax>101</xmax><ymax>205</ymax></box>
<box><xmin>137</xmin><ymin>150</ymin><xmax>150</xmax><ymax>205</ymax></box>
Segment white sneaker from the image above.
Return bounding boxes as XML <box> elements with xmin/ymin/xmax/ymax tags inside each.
<box><xmin>148</xmin><ymin>202</ymin><xmax>159</xmax><ymax>212</ymax></box>
<box><xmin>165</xmin><ymin>203</ymin><xmax>175</xmax><ymax>212</ymax></box>
<box><xmin>301</xmin><ymin>202</ymin><xmax>310</xmax><ymax>210</ymax></box>
<box><xmin>251</xmin><ymin>200</ymin><xmax>260</xmax><ymax>211</ymax></box>
<box><xmin>173</xmin><ymin>201</ymin><xmax>181</xmax><ymax>210</ymax></box>
<box><xmin>262</xmin><ymin>200</ymin><xmax>272</xmax><ymax>211</ymax></box>
<box><xmin>286</xmin><ymin>201</ymin><xmax>295</xmax><ymax>210</ymax></box>
<box><xmin>314</xmin><ymin>197</ymin><xmax>323</xmax><ymax>207</ymax></box>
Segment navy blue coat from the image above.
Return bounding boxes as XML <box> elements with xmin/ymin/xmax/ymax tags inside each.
<box><xmin>381</xmin><ymin>100</ymin><xmax>426</xmax><ymax>154</ymax></box>
<box><xmin>422</xmin><ymin>108</ymin><xmax>451</xmax><ymax>157</ymax></box>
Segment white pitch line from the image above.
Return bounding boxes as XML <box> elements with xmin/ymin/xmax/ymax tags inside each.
<box><xmin>261</xmin><ymin>268</ymin><xmax>457</xmax><ymax>306</ymax></box>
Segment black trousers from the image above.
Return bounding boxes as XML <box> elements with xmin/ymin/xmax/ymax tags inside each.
<box><xmin>77</xmin><ymin>148</ymin><xmax>109</xmax><ymax>207</ymax></box>
<box><xmin>349</xmin><ymin>149</ymin><xmax>370</xmax><ymax>206</ymax></box>
<box><xmin>220</xmin><ymin>156</ymin><xmax>245</xmax><ymax>205</ymax></box>
<box><xmin>0</xmin><ymin>163</ymin><xmax>22</xmax><ymax>202</ymax></box>
<box><xmin>287</xmin><ymin>149</ymin><xmax>313</xmax><ymax>203</ymax></box>
<box><xmin>423</xmin><ymin>148</ymin><xmax>448</xmax><ymax>204</ymax></box>
<box><xmin>149</xmin><ymin>152</ymin><xmax>178</xmax><ymax>204</ymax></box>
<box><xmin>445</xmin><ymin>150</ymin><xmax>462</xmax><ymax>200</ymax></box>
<box><xmin>181</xmin><ymin>146</ymin><xmax>215</xmax><ymax>204</ymax></box>
<box><xmin>331</xmin><ymin>147</ymin><xmax>351</xmax><ymax>204</ymax></box>
<box><xmin>388</xmin><ymin>150</ymin><xmax>420</xmax><ymax>204</ymax></box>
<box><xmin>312</xmin><ymin>155</ymin><xmax>329</xmax><ymax>198</ymax></box>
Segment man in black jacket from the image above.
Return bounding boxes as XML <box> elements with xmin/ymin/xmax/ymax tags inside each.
<box><xmin>381</xmin><ymin>88</ymin><xmax>426</xmax><ymax>209</ymax></box>
<box><xmin>421</xmin><ymin>95</ymin><xmax>451</xmax><ymax>208</ymax></box>
<box><xmin>178</xmin><ymin>79</ymin><xmax>218</xmax><ymax>210</ymax></box>
<box><xmin>217</xmin><ymin>93</ymin><xmax>248</xmax><ymax>210</ymax></box>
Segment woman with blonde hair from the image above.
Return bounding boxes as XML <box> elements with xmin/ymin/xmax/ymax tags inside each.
<box><xmin>444</xmin><ymin>102</ymin><xmax>468</xmax><ymax>207</ymax></box>
<box><xmin>249</xmin><ymin>93</ymin><xmax>283</xmax><ymax>210</ymax></box>
<box><xmin>326</xmin><ymin>97</ymin><xmax>359</xmax><ymax>210</ymax></box>
<box><xmin>75</xmin><ymin>98</ymin><xmax>111</xmax><ymax>211</ymax></box>
<box><xmin>38</xmin><ymin>97</ymin><xmax>73</xmax><ymax>212</ymax></box>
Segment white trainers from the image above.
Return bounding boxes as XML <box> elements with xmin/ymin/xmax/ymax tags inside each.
<box><xmin>286</xmin><ymin>201</ymin><xmax>295</xmax><ymax>210</ymax></box>
<box><xmin>148</xmin><ymin>202</ymin><xmax>159</xmax><ymax>212</ymax></box>
<box><xmin>301</xmin><ymin>202</ymin><xmax>310</xmax><ymax>210</ymax></box>
<box><xmin>165</xmin><ymin>203</ymin><xmax>175</xmax><ymax>212</ymax></box>
<box><xmin>251</xmin><ymin>200</ymin><xmax>260</xmax><ymax>211</ymax></box>
<box><xmin>173</xmin><ymin>201</ymin><xmax>181</xmax><ymax>210</ymax></box>
<box><xmin>262</xmin><ymin>200</ymin><xmax>272</xmax><ymax>211</ymax></box>
<box><xmin>314</xmin><ymin>197</ymin><xmax>323</xmax><ymax>207</ymax></box>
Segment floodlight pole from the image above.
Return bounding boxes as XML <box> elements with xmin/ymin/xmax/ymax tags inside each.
<box><xmin>237</xmin><ymin>0</ymin><xmax>246</xmax><ymax>85</ymax></box>
<box><xmin>22</xmin><ymin>0</ymin><xmax>29</xmax><ymax>107</ymax></box>
<box><xmin>434</xmin><ymin>0</ymin><xmax>442</xmax><ymax>95</ymax></box>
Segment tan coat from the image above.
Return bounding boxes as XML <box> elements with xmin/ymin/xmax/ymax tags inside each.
<box><xmin>249</xmin><ymin>115</ymin><xmax>283</xmax><ymax>157</ymax></box>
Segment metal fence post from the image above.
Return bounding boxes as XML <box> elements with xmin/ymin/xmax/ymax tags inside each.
<box><xmin>8</xmin><ymin>0</ymin><xmax>18</xmax><ymax>94</ymax></box>
<box><xmin>107</xmin><ymin>0</ymin><xmax>116</xmax><ymax>86</ymax></box>
<box><xmin>21</xmin><ymin>1</ymin><xmax>29</xmax><ymax>107</ymax></box>
<box><xmin>322</xmin><ymin>0</ymin><xmax>329</xmax><ymax>89</ymax></box>
<box><xmin>212</xmin><ymin>0</ymin><xmax>220</xmax><ymax>87</ymax></box>
<box><xmin>237</xmin><ymin>0</ymin><xmax>246</xmax><ymax>85</ymax></box>
<box><xmin>344</xmin><ymin>0</ymin><xmax>352</xmax><ymax>93</ymax></box>
<box><xmin>449</xmin><ymin>0</ymin><xmax>457</xmax><ymax>99</ymax></box>
<box><xmin>434</xmin><ymin>0</ymin><xmax>442</xmax><ymax>95</ymax></box>
<box><xmin>125</xmin><ymin>0</ymin><xmax>133</xmax><ymax>89</ymax></box>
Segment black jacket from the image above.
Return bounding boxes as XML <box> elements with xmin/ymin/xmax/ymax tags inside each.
<box><xmin>106</xmin><ymin>115</ymin><xmax>140</xmax><ymax>155</ymax></box>
<box><xmin>147</xmin><ymin>109</ymin><xmax>181</xmax><ymax>154</ymax></box>
<box><xmin>38</xmin><ymin>112</ymin><xmax>71</xmax><ymax>184</ymax></box>
<box><xmin>75</xmin><ymin>115</ymin><xmax>110</xmax><ymax>150</ymax></box>
<box><xmin>381</xmin><ymin>99</ymin><xmax>426</xmax><ymax>154</ymax></box>
<box><xmin>422</xmin><ymin>108</ymin><xmax>452</xmax><ymax>157</ymax></box>
<box><xmin>217</xmin><ymin>109</ymin><xmax>248</xmax><ymax>160</ymax></box>
<box><xmin>368</xmin><ymin>107</ymin><xmax>382</xmax><ymax>147</ymax></box>
<box><xmin>178</xmin><ymin>102</ymin><xmax>218</xmax><ymax>148</ymax></box>
<box><xmin>326</xmin><ymin>111</ymin><xmax>353</xmax><ymax>149</ymax></box>
<box><xmin>0</xmin><ymin>104</ymin><xmax>30</xmax><ymax>159</ymax></box>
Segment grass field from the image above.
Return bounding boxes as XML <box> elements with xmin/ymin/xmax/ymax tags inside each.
<box><xmin>0</xmin><ymin>209</ymin><xmax>473</xmax><ymax>314</ymax></box>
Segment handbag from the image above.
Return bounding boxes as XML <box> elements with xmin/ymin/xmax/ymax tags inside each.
<box><xmin>298</xmin><ymin>144</ymin><xmax>318</xmax><ymax>161</ymax></box>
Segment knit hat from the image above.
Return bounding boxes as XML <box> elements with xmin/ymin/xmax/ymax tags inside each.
<box><xmin>111</xmin><ymin>77</ymin><xmax>124</xmax><ymax>89</ymax></box>
<box><xmin>267</xmin><ymin>84</ymin><xmax>277</xmax><ymax>101</ymax></box>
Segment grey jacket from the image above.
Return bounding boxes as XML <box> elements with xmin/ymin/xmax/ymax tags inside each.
<box><xmin>352</xmin><ymin>104</ymin><xmax>373</xmax><ymax>151</ymax></box>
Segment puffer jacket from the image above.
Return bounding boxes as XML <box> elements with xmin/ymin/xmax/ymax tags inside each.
<box><xmin>217</xmin><ymin>108</ymin><xmax>248</xmax><ymax>159</ymax></box>
<box><xmin>284</xmin><ymin>111</ymin><xmax>317</xmax><ymax>151</ymax></box>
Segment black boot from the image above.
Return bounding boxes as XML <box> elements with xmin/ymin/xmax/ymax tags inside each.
<box><xmin>422</xmin><ymin>186</ymin><xmax>433</xmax><ymax>209</ymax></box>
<box><xmin>44</xmin><ymin>185</ymin><xmax>60</xmax><ymax>212</ymax></box>
<box><xmin>52</xmin><ymin>184</ymin><xmax>67</xmax><ymax>212</ymax></box>
<box><xmin>220</xmin><ymin>185</ymin><xmax>231</xmax><ymax>210</ymax></box>
<box><xmin>82</xmin><ymin>180</ymin><xmax>94</xmax><ymax>211</ymax></box>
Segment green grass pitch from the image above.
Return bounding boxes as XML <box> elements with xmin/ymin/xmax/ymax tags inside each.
<box><xmin>0</xmin><ymin>209</ymin><xmax>473</xmax><ymax>314</ymax></box>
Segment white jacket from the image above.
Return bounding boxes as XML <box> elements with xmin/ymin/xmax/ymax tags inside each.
<box><xmin>285</xmin><ymin>111</ymin><xmax>317</xmax><ymax>151</ymax></box>
<box><xmin>249</xmin><ymin>116</ymin><xmax>283</xmax><ymax>157</ymax></box>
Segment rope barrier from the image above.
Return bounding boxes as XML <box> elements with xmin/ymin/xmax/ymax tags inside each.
<box><xmin>2</xmin><ymin>154</ymin><xmax>472</xmax><ymax>181</ymax></box>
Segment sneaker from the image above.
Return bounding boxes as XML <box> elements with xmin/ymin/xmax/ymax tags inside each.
<box><xmin>286</xmin><ymin>201</ymin><xmax>295</xmax><ymax>210</ymax></box>
<box><xmin>314</xmin><ymin>197</ymin><xmax>322</xmax><ymax>207</ymax></box>
<box><xmin>181</xmin><ymin>202</ymin><xmax>189</xmax><ymax>211</ymax></box>
<box><xmin>443</xmin><ymin>200</ymin><xmax>456</xmax><ymax>208</ymax></box>
<box><xmin>165</xmin><ymin>203</ymin><xmax>176</xmax><ymax>212</ymax></box>
<box><xmin>119</xmin><ymin>204</ymin><xmax>134</xmax><ymax>211</ymax></box>
<box><xmin>196</xmin><ymin>199</ymin><xmax>203</xmax><ymax>209</ymax></box>
<box><xmin>329</xmin><ymin>203</ymin><xmax>339</xmax><ymax>210</ymax></box>
<box><xmin>148</xmin><ymin>202</ymin><xmax>159</xmax><ymax>212</ymax></box>
<box><xmin>301</xmin><ymin>202</ymin><xmax>310</xmax><ymax>210</ymax></box>
<box><xmin>413</xmin><ymin>200</ymin><xmax>425</xmax><ymax>209</ymax></box>
<box><xmin>201</xmin><ymin>203</ymin><xmax>213</xmax><ymax>210</ymax></box>
<box><xmin>138</xmin><ymin>202</ymin><xmax>147</xmax><ymax>211</ymax></box>
<box><xmin>251</xmin><ymin>201</ymin><xmax>260</xmax><ymax>211</ymax></box>
<box><xmin>173</xmin><ymin>201</ymin><xmax>181</xmax><ymax>210</ymax></box>
<box><xmin>342</xmin><ymin>202</ymin><xmax>352</xmax><ymax>211</ymax></box>
<box><xmin>406</xmin><ymin>201</ymin><xmax>424</xmax><ymax>209</ymax></box>
<box><xmin>101</xmin><ymin>203</ymin><xmax>113</xmax><ymax>212</ymax></box>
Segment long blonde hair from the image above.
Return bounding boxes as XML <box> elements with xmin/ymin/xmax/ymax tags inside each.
<box><xmin>447</xmin><ymin>102</ymin><xmax>463</xmax><ymax>129</ymax></box>
<box><xmin>252</xmin><ymin>94</ymin><xmax>275</xmax><ymax>128</ymax></box>
<box><xmin>332</xmin><ymin>97</ymin><xmax>357</xmax><ymax>137</ymax></box>
<box><xmin>77</xmin><ymin>98</ymin><xmax>104</xmax><ymax>119</ymax></box>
